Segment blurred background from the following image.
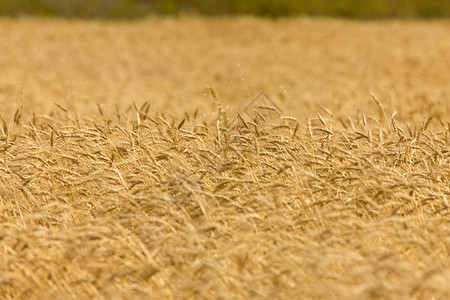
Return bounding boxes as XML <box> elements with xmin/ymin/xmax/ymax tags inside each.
<box><xmin>1</xmin><ymin>0</ymin><xmax>450</xmax><ymax>19</ymax></box>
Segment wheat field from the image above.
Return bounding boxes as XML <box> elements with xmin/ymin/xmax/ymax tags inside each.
<box><xmin>0</xmin><ymin>17</ymin><xmax>449</xmax><ymax>299</ymax></box>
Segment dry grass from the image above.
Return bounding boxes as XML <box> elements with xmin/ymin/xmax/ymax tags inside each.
<box><xmin>0</xmin><ymin>17</ymin><xmax>449</xmax><ymax>299</ymax></box>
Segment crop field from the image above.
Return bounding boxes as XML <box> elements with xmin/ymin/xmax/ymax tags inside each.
<box><xmin>0</xmin><ymin>17</ymin><xmax>449</xmax><ymax>299</ymax></box>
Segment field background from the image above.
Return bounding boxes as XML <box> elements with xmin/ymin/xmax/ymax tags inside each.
<box><xmin>1</xmin><ymin>18</ymin><xmax>449</xmax><ymax>121</ymax></box>
<box><xmin>1</xmin><ymin>13</ymin><xmax>450</xmax><ymax>300</ymax></box>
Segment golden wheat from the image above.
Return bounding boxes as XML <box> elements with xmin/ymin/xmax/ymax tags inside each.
<box><xmin>0</xmin><ymin>17</ymin><xmax>449</xmax><ymax>300</ymax></box>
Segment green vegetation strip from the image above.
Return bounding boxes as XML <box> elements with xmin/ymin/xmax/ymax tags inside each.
<box><xmin>1</xmin><ymin>0</ymin><xmax>450</xmax><ymax>19</ymax></box>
